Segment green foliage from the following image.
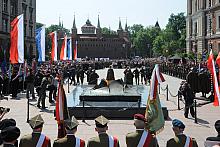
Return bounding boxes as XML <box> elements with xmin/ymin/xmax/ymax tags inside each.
<box><xmin>101</xmin><ymin>27</ymin><xmax>117</xmax><ymax>35</ymax></box>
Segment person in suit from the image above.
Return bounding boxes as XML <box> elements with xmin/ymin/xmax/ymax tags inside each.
<box><xmin>53</xmin><ymin>116</ymin><xmax>85</xmax><ymax>147</ymax></box>
<box><xmin>1</xmin><ymin>126</ymin><xmax>20</xmax><ymax>147</ymax></box>
<box><xmin>19</xmin><ymin>114</ymin><xmax>51</xmax><ymax>147</ymax></box>
<box><xmin>87</xmin><ymin>115</ymin><xmax>120</xmax><ymax>147</ymax></box>
<box><xmin>166</xmin><ymin>119</ymin><xmax>198</xmax><ymax>147</ymax></box>
<box><xmin>206</xmin><ymin>120</ymin><xmax>220</xmax><ymax>141</ymax></box>
<box><xmin>126</xmin><ymin>114</ymin><xmax>159</xmax><ymax>147</ymax></box>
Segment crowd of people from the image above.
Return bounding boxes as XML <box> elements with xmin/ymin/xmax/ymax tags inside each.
<box><xmin>0</xmin><ymin>111</ymin><xmax>220</xmax><ymax>147</ymax></box>
<box><xmin>0</xmin><ymin>58</ymin><xmax>219</xmax><ymax>147</ymax></box>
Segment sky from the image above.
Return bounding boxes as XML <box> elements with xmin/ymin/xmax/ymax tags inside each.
<box><xmin>36</xmin><ymin>0</ymin><xmax>186</xmax><ymax>32</ymax></box>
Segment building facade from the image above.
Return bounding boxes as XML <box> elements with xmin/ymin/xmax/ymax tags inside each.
<box><xmin>186</xmin><ymin>0</ymin><xmax>220</xmax><ymax>56</ymax></box>
<box><xmin>0</xmin><ymin>0</ymin><xmax>36</xmax><ymax>61</ymax></box>
<box><xmin>71</xmin><ymin>16</ymin><xmax>131</xmax><ymax>59</ymax></box>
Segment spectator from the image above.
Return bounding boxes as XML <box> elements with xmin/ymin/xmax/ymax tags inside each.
<box><xmin>1</xmin><ymin>126</ymin><xmax>20</xmax><ymax>147</ymax></box>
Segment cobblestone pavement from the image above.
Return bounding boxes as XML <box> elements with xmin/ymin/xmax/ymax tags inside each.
<box><xmin>0</xmin><ymin>68</ymin><xmax>219</xmax><ymax>147</ymax></box>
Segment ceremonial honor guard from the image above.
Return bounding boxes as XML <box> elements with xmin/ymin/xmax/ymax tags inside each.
<box><xmin>19</xmin><ymin>114</ymin><xmax>51</xmax><ymax>147</ymax></box>
<box><xmin>166</xmin><ymin>119</ymin><xmax>198</xmax><ymax>147</ymax></box>
<box><xmin>126</xmin><ymin>114</ymin><xmax>159</xmax><ymax>147</ymax></box>
<box><xmin>53</xmin><ymin>116</ymin><xmax>85</xmax><ymax>147</ymax></box>
<box><xmin>87</xmin><ymin>115</ymin><xmax>120</xmax><ymax>147</ymax></box>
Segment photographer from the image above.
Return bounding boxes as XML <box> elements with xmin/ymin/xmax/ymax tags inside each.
<box><xmin>0</xmin><ymin>107</ymin><xmax>10</xmax><ymax>121</ymax></box>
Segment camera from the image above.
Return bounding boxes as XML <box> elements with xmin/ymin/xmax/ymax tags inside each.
<box><xmin>0</xmin><ymin>107</ymin><xmax>10</xmax><ymax>114</ymax></box>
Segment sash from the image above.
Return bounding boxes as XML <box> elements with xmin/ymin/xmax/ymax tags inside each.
<box><xmin>36</xmin><ymin>134</ymin><xmax>46</xmax><ymax>147</ymax></box>
<box><xmin>75</xmin><ymin>137</ymin><xmax>84</xmax><ymax>147</ymax></box>
<box><xmin>137</xmin><ymin>130</ymin><xmax>153</xmax><ymax>147</ymax></box>
<box><xmin>184</xmin><ymin>136</ymin><xmax>193</xmax><ymax>147</ymax></box>
<box><xmin>108</xmin><ymin>135</ymin><xmax>117</xmax><ymax>147</ymax></box>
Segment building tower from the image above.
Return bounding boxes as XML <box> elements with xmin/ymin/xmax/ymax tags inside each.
<box><xmin>123</xmin><ymin>19</ymin><xmax>129</xmax><ymax>38</ymax></box>
<box><xmin>96</xmin><ymin>15</ymin><xmax>102</xmax><ymax>38</ymax></box>
<box><xmin>117</xmin><ymin>18</ymin><xmax>123</xmax><ymax>38</ymax></box>
<box><xmin>72</xmin><ymin>15</ymin><xmax>77</xmax><ymax>37</ymax></box>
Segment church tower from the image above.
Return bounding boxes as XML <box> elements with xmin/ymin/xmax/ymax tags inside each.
<box><xmin>117</xmin><ymin>18</ymin><xmax>123</xmax><ymax>38</ymax></box>
<box><xmin>72</xmin><ymin>15</ymin><xmax>77</xmax><ymax>37</ymax></box>
<box><xmin>96</xmin><ymin>15</ymin><xmax>102</xmax><ymax>38</ymax></box>
<box><xmin>123</xmin><ymin>19</ymin><xmax>129</xmax><ymax>38</ymax></box>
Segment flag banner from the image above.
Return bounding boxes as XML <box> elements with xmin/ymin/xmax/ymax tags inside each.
<box><xmin>216</xmin><ymin>52</ymin><xmax>220</xmax><ymax>66</ymax></box>
<box><xmin>49</xmin><ymin>31</ymin><xmax>57</xmax><ymax>61</ymax></box>
<box><xmin>207</xmin><ymin>50</ymin><xmax>220</xmax><ymax>106</ymax></box>
<box><xmin>36</xmin><ymin>26</ymin><xmax>46</xmax><ymax>62</ymax></box>
<box><xmin>74</xmin><ymin>40</ymin><xmax>77</xmax><ymax>60</ymax></box>
<box><xmin>145</xmin><ymin>64</ymin><xmax>165</xmax><ymax>133</ymax></box>
<box><xmin>60</xmin><ymin>36</ymin><xmax>67</xmax><ymax>61</ymax></box>
<box><xmin>23</xmin><ymin>60</ymin><xmax>28</xmax><ymax>81</ymax></box>
<box><xmin>10</xmin><ymin>14</ymin><xmax>24</xmax><ymax>64</ymax></box>
<box><xmin>67</xmin><ymin>39</ymin><xmax>72</xmax><ymax>60</ymax></box>
<box><xmin>55</xmin><ymin>81</ymin><xmax>69</xmax><ymax>138</ymax></box>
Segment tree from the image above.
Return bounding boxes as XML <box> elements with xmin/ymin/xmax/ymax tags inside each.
<box><xmin>101</xmin><ymin>27</ymin><xmax>117</xmax><ymax>35</ymax></box>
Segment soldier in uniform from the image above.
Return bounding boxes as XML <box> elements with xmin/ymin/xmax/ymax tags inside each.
<box><xmin>19</xmin><ymin>114</ymin><xmax>51</xmax><ymax>147</ymax></box>
<box><xmin>126</xmin><ymin>114</ymin><xmax>159</xmax><ymax>147</ymax></box>
<box><xmin>1</xmin><ymin>126</ymin><xmax>20</xmax><ymax>147</ymax></box>
<box><xmin>53</xmin><ymin>116</ymin><xmax>85</xmax><ymax>147</ymax></box>
<box><xmin>133</xmin><ymin>67</ymin><xmax>140</xmax><ymax>85</ymax></box>
<box><xmin>166</xmin><ymin>119</ymin><xmax>198</xmax><ymax>147</ymax></box>
<box><xmin>87</xmin><ymin>115</ymin><xmax>120</xmax><ymax>147</ymax></box>
<box><xmin>106</xmin><ymin>65</ymin><xmax>115</xmax><ymax>81</ymax></box>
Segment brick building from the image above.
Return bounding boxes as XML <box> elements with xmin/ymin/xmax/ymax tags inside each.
<box><xmin>186</xmin><ymin>0</ymin><xmax>220</xmax><ymax>56</ymax></box>
<box><xmin>0</xmin><ymin>0</ymin><xmax>36</xmax><ymax>61</ymax></box>
<box><xmin>71</xmin><ymin>16</ymin><xmax>131</xmax><ymax>59</ymax></box>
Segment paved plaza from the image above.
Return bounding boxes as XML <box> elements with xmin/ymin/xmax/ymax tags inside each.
<box><xmin>0</xmin><ymin>68</ymin><xmax>219</xmax><ymax>147</ymax></box>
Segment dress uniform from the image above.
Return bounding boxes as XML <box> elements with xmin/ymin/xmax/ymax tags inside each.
<box><xmin>1</xmin><ymin>126</ymin><xmax>20</xmax><ymax>147</ymax></box>
<box><xmin>87</xmin><ymin>115</ymin><xmax>120</xmax><ymax>147</ymax></box>
<box><xmin>19</xmin><ymin>114</ymin><xmax>51</xmax><ymax>147</ymax></box>
<box><xmin>126</xmin><ymin>114</ymin><xmax>159</xmax><ymax>147</ymax></box>
<box><xmin>166</xmin><ymin>119</ymin><xmax>198</xmax><ymax>147</ymax></box>
<box><xmin>53</xmin><ymin>116</ymin><xmax>85</xmax><ymax>147</ymax></box>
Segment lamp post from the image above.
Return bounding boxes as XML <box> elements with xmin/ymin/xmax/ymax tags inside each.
<box><xmin>208</xmin><ymin>0</ymin><xmax>212</xmax><ymax>53</ymax></box>
<box><xmin>123</xmin><ymin>43</ymin><xmax>127</xmax><ymax>59</ymax></box>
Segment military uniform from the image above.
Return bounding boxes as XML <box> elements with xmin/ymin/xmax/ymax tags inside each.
<box><xmin>87</xmin><ymin>115</ymin><xmax>120</xmax><ymax>147</ymax></box>
<box><xmin>126</xmin><ymin>114</ymin><xmax>159</xmax><ymax>147</ymax></box>
<box><xmin>166</xmin><ymin>134</ymin><xmax>198</xmax><ymax>147</ymax></box>
<box><xmin>53</xmin><ymin>116</ymin><xmax>85</xmax><ymax>147</ymax></box>
<box><xmin>19</xmin><ymin>114</ymin><xmax>51</xmax><ymax>147</ymax></box>
<box><xmin>166</xmin><ymin>119</ymin><xmax>198</xmax><ymax>147</ymax></box>
<box><xmin>126</xmin><ymin>129</ymin><xmax>158</xmax><ymax>147</ymax></box>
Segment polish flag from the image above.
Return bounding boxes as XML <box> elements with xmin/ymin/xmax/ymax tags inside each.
<box><xmin>49</xmin><ymin>31</ymin><xmax>57</xmax><ymax>61</ymax></box>
<box><xmin>60</xmin><ymin>35</ymin><xmax>67</xmax><ymax>61</ymax></box>
<box><xmin>10</xmin><ymin>14</ymin><xmax>24</xmax><ymax>64</ymax></box>
<box><xmin>56</xmin><ymin>81</ymin><xmax>69</xmax><ymax>138</ymax></box>
<box><xmin>74</xmin><ymin>40</ymin><xmax>78</xmax><ymax>60</ymax></box>
<box><xmin>216</xmin><ymin>52</ymin><xmax>220</xmax><ymax>82</ymax></box>
<box><xmin>207</xmin><ymin>50</ymin><xmax>220</xmax><ymax>106</ymax></box>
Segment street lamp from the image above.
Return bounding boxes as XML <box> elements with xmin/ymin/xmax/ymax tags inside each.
<box><xmin>147</xmin><ymin>44</ymin><xmax>151</xmax><ymax>58</ymax></box>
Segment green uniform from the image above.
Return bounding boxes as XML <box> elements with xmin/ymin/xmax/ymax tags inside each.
<box><xmin>166</xmin><ymin>134</ymin><xmax>198</xmax><ymax>147</ymax></box>
<box><xmin>87</xmin><ymin>132</ymin><xmax>119</xmax><ymax>147</ymax></box>
<box><xmin>126</xmin><ymin>130</ymin><xmax>159</xmax><ymax>147</ymax></box>
<box><xmin>19</xmin><ymin>132</ymin><xmax>51</xmax><ymax>147</ymax></box>
<box><xmin>53</xmin><ymin>135</ymin><xmax>85</xmax><ymax>147</ymax></box>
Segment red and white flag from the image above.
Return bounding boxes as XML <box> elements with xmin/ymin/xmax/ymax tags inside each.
<box><xmin>207</xmin><ymin>50</ymin><xmax>220</xmax><ymax>106</ymax></box>
<box><xmin>149</xmin><ymin>64</ymin><xmax>165</xmax><ymax>100</ymax></box>
<box><xmin>55</xmin><ymin>81</ymin><xmax>69</xmax><ymax>138</ymax></box>
<box><xmin>60</xmin><ymin>35</ymin><xmax>67</xmax><ymax>61</ymax></box>
<box><xmin>216</xmin><ymin>52</ymin><xmax>220</xmax><ymax>82</ymax></box>
<box><xmin>49</xmin><ymin>31</ymin><xmax>57</xmax><ymax>61</ymax></box>
<box><xmin>74</xmin><ymin>40</ymin><xmax>78</xmax><ymax>60</ymax></box>
<box><xmin>10</xmin><ymin>14</ymin><xmax>24</xmax><ymax>64</ymax></box>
